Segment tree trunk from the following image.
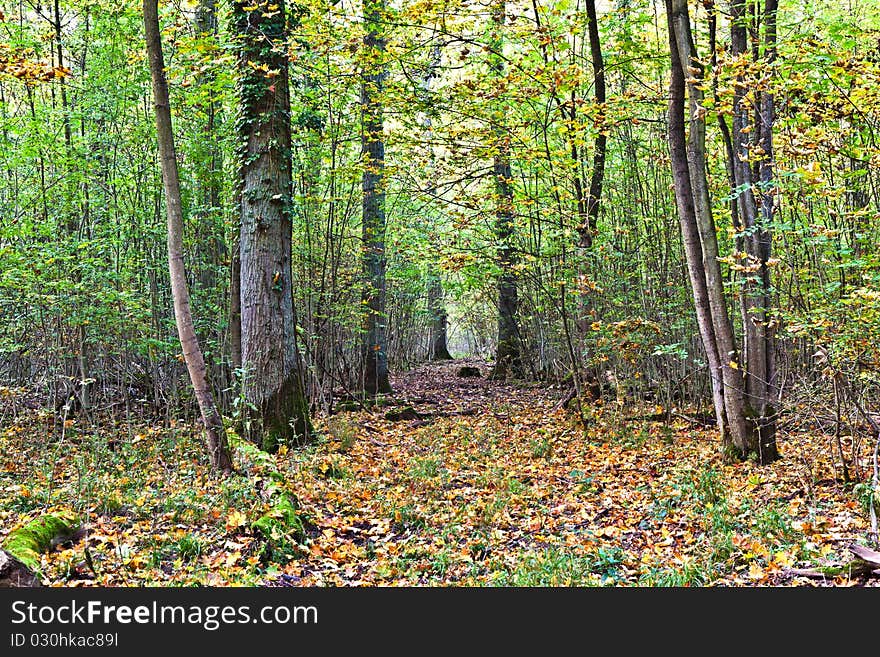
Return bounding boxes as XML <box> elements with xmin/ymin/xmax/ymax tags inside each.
<box><xmin>232</xmin><ymin>0</ymin><xmax>312</xmax><ymax>451</ymax></box>
<box><xmin>361</xmin><ymin>0</ymin><xmax>393</xmax><ymax>395</ymax></box>
<box><xmin>579</xmin><ymin>0</ymin><xmax>606</xmax><ymax>251</ymax></box>
<box><xmin>665</xmin><ymin>2</ymin><xmax>728</xmax><ymax>444</ymax></box>
<box><xmin>428</xmin><ymin>275</ymin><xmax>452</xmax><ymax>360</ymax></box>
<box><xmin>489</xmin><ymin>0</ymin><xmax>523</xmax><ymax>380</ymax></box>
<box><xmin>667</xmin><ymin>0</ymin><xmax>759</xmax><ymax>460</ymax></box>
<box><xmin>144</xmin><ymin>0</ymin><xmax>232</xmax><ymax>473</ymax></box>
<box><xmin>418</xmin><ymin>41</ymin><xmax>453</xmax><ymax>363</ymax></box>
<box><xmin>730</xmin><ymin>0</ymin><xmax>779</xmax><ymax>463</ymax></box>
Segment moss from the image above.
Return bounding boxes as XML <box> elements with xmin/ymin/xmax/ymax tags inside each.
<box><xmin>2</xmin><ymin>510</ymin><xmax>79</xmax><ymax>574</ymax></box>
<box><xmin>252</xmin><ymin>493</ymin><xmax>305</xmax><ymax>542</ymax></box>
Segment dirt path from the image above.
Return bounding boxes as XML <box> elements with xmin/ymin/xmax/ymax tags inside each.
<box><xmin>378</xmin><ymin>358</ymin><xmax>565</xmax><ymax>423</ymax></box>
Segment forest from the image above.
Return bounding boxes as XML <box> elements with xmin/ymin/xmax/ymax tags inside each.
<box><xmin>1</xmin><ymin>0</ymin><xmax>879</xmax><ymax>588</ymax></box>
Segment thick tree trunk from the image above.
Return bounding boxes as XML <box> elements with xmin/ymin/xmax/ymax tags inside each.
<box><xmin>361</xmin><ymin>0</ymin><xmax>393</xmax><ymax>396</ymax></box>
<box><xmin>489</xmin><ymin>0</ymin><xmax>523</xmax><ymax>380</ymax></box>
<box><xmin>144</xmin><ymin>0</ymin><xmax>232</xmax><ymax>472</ymax></box>
<box><xmin>232</xmin><ymin>0</ymin><xmax>312</xmax><ymax>450</ymax></box>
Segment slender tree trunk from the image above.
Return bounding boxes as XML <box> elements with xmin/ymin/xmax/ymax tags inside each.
<box><xmin>232</xmin><ymin>0</ymin><xmax>311</xmax><ymax>450</ymax></box>
<box><xmin>730</xmin><ymin>0</ymin><xmax>779</xmax><ymax>463</ymax></box>
<box><xmin>52</xmin><ymin>0</ymin><xmax>91</xmax><ymax>413</ymax></box>
<box><xmin>579</xmin><ymin>0</ymin><xmax>606</xmax><ymax>251</ymax></box>
<box><xmin>667</xmin><ymin>0</ymin><xmax>756</xmax><ymax>458</ymax></box>
<box><xmin>144</xmin><ymin>0</ymin><xmax>232</xmax><ymax>473</ymax></box>
<box><xmin>489</xmin><ymin>0</ymin><xmax>522</xmax><ymax>380</ymax></box>
<box><xmin>418</xmin><ymin>41</ymin><xmax>453</xmax><ymax>363</ymax></box>
<box><xmin>361</xmin><ymin>0</ymin><xmax>393</xmax><ymax>395</ymax></box>
<box><xmin>665</xmin><ymin>2</ymin><xmax>728</xmax><ymax>444</ymax></box>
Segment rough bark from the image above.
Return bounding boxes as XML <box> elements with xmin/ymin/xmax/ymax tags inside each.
<box><xmin>361</xmin><ymin>0</ymin><xmax>393</xmax><ymax>395</ymax></box>
<box><xmin>232</xmin><ymin>0</ymin><xmax>312</xmax><ymax>451</ymax></box>
<box><xmin>489</xmin><ymin>0</ymin><xmax>523</xmax><ymax>380</ymax></box>
<box><xmin>145</xmin><ymin>0</ymin><xmax>232</xmax><ymax>472</ymax></box>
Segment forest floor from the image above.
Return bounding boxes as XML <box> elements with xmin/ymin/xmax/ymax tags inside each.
<box><xmin>1</xmin><ymin>359</ymin><xmax>878</xmax><ymax>587</ymax></box>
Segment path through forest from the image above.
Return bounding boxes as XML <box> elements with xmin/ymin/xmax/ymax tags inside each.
<box><xmin>2</xmin><ymin>360</ymin><xmax>877</xmax><ymax>587</ymax></box>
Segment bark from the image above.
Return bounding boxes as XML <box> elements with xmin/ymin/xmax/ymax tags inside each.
<box><xmin>730</xmin><ymin>0</ymin><xmax>779</xmax><ymax>463</ymax></box>
<box><xmin>428</xmin><ymin>275</ymin><xmax>453</xmax><ymax>360</ymax></box>
<box><xmin>145</xmin><ymin>0</ymin><xmax>233</xmax><ymax>472</ymax></box>
<box><xmin>489</xmin><ymin>0</ymin><xmax>523</xmax><ymax>380</ymax></box>
<box><xmin>665</xmin><ymin>4</ymin><xmax>728</xmax><ymax>443</ymax></box>
<box><xmin>579</xmin><ymin>0</ymin><xmax>607</xmax><ymax>250</ymax></box>
<box><xmin>232</xmin><ymin>0</ymin><xmax>312</xmax><ymax>450</ymax></box>
<box><xmin>361</xmin><ymin>0</ymin><xmax>393</xmax><ymax>395</ymax></box>
<box><xmin>667</xmin><ymin>0</ymin><xmax>754</xmax><ymax>458</ymax></box>
<box><xmin>754</xmin><ymin>0</ymin><xmax>779</xmax><ymax>462</ymax></box>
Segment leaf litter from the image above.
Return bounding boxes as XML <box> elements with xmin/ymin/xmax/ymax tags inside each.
<box><xmin>0</xmin><ymin>359</ymin><xmax>876</xmax><ymax>587</ymax></box>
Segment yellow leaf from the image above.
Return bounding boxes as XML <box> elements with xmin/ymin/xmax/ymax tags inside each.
<box><xmin>729</xmin><ymin>361</ymin><xmax>738</xmax><ymax>370</ymax></box>
<box><xmin>225</xmin><ymin>510</ymin><xmax>247</xmax><ymax>532</ymax></box>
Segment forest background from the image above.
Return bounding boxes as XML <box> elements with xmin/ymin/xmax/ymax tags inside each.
<box><xmin>1</xmin><ymin>0</ymin><xmax>880</xmax><ymax>587</ymax></box>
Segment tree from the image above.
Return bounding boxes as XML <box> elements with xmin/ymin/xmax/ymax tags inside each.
<box><xmin>143</xmin><ymin>0</ymin><xmax>232</xmax><ymax>473</ymax></box>
<box><xmin>489</xmin><ymin>0</ymin><xmax>522</xmax><ymax>380</ymax></box>
<box><xmin>665</xmin><ymin>0</ymin><xmax>754</xmax><ymax>460</ymax></box>
<box><xmin>428</xmin><ymin>274</ymin><xmax>453</xmax><ymax>360</ymax></box>
<box><xmin>727</xmin><ymin>0</ymin><xmax>780</xmax><ymax>464</ymax></box>
<box><xmin>232</xmin><ymin>0</ymin><xmax>311</xmax><ymax>451</ymax></box>
<box><xmin>418</xmin><ymin>41</ymin><xmax>453</xmax><ymax>362</ymax></box>
<box><xmin>361</xmin><ymin>0</ymin><xmax>393</xmax><ymax>395</ymax></box>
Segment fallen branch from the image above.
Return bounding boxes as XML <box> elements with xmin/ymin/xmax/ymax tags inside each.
<box><xmin>785</xmin><ymin>543</ymin><xmax>880</xmax><ymax>579</ymax></box>
<box><xmin>552</xmin><ymin>388</ymin><xmax>577</xmax><ymax>412</ymax></box>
